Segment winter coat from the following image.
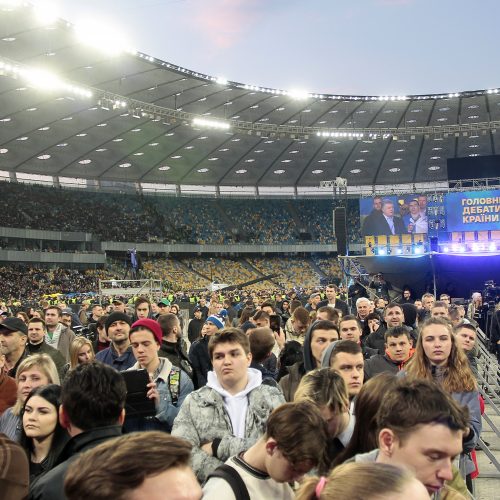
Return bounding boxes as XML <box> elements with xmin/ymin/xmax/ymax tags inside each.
<box><xmin>278</xmin><ymin>322</ymin><xmax>318</xmax><ymax>401</ymax></box>
<box><xmin>171</xmin><ymin>377</ymin><xmax>285</xmax><ymax>482</ymax></box>
<box><xmin>189</xmin><ymin>336</ymin><xmax>212</xmax><ymax>388</ymax></box>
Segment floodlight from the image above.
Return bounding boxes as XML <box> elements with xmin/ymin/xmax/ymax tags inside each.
<box><xmin>288</xmin><ymin>89</ymin><xmax>310</xmax><ymax>100</ymax></box>
<box><xmin>33</xmin><ymin>2</ymin><xmax>59</xmax><ymax>26</ymax></box>
<box><xmin>74</xmin><ymin>19</ymin><xmax>133</xmax><ymax>56</ymax></box>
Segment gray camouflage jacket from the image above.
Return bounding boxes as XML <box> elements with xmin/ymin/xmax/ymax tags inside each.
<box><xmin>171</xmin><ymin>383</ymin><xmax>285</xmax><ymax>482</ymax></box>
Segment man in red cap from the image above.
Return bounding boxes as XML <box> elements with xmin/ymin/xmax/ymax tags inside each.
<box><xmin>127</xmin><ymin>319</ymin><xmax>194</xmax><ymax>432</ymax></box>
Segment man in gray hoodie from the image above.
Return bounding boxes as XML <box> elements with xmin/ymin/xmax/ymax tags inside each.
<box><xmin>171</xmin><ymin>328</ymin><xmax>285</xmax><ymax>482</ymax></box>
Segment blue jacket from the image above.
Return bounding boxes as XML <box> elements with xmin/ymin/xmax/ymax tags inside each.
<box><xmin>95</xmin><ymin>344</ymin><xmax>136</xmax><ymax>371</ymax></box>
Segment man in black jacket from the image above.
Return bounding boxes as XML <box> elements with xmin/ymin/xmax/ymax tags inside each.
<box><xmin>29</xmin><ymin>363</ymin><xmax>126</xmax><ymax>500</ymax></box>
<box><xmin>26</xmin><ymin>318</ymin><xmax>66</xmax><ymax>379</ymax></box>
<box><xmin>188</xmin><ymin>314</ymin><xmax>224</xmax><ymax>388</ymax></box>
<box><xmin>317</xmin><ymin>284</ymin><xmax>349</xmax><ymax>317</ymax></box>
<box><xmin>157</xmin><ymin>313</ymin><xmax>193</xmax><ymax>379</ymax></box>
<box><xmin>187</xmin><ymin>307</ymin><xmax>204</xmax><ymax>344</ymax></box>
<box><xmin>364</xmin><ymin>303</ymin><xmax>416</xmax><ymax>354</ymax></box>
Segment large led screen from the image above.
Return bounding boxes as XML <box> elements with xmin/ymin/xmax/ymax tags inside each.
<box><xmin>446</xmin><ymin>190</ymin><xmax>500</xmax><ymax>232</ymax></box>
<box><xmin>360</xmin><ymin>195</ymin><xmax>428</xmax><ymax>237</ymax></box>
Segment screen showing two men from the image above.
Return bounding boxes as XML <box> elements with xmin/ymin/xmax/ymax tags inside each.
<box><xmin>360</xmin><ymin>190</ymin><xmax>500</xmax><ymax>237</ymax></box>
<box><xmin>360</xmin><ymin>195</ymin><xmax>428</xmax><ymax>237</ymax></box>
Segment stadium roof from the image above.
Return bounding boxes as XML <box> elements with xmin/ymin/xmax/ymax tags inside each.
<box><xmin>0</xmin><ymin>3</ymin><xmax>499</xmax><ymax>192</ymax></box>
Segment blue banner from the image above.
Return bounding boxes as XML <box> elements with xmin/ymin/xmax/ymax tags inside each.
<box><xmin>445</xmin><ymin>190</ymin><xmax>500</xmax><ymax>232</ymax></box>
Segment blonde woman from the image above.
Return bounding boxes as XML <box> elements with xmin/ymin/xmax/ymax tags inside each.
<box><xmin>296</xmin><ymin>462</ymin><xmax>429</xmax><ymax>500</ymax></box>
<box><xmin>294</xmin><ymin>368</ymin><xmax>351</xmax><ymax>471</ymax></box>
<box><xmin>0</xmin><ymin>354</ymin><xmax>59</xmax><ymax>442</ymax></box>
<box><xmin>61</xmin><ymin>337</ymin><xmax>95</xmax><ymax>380</ymax></box>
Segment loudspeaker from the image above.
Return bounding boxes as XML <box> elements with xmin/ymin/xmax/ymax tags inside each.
<box><xmin>333</xmin><ymin>207</ymin><xmax>348</xmax><ymax>255</ymax></box>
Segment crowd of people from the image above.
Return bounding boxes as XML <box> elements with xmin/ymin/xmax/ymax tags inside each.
<box><xmin>0</xmin><ymin>258</ymin><xmax>345</xmax><ymax>303</ymax></box>
<box><xmin>0</xmin><ymin>282</ymin><xmax>496</xmax><ymax>499</ymax></box>
<box><xmin>0</xmin><ymin>181</ymin><xmax>362</xmax><ymax>245</ymax></box>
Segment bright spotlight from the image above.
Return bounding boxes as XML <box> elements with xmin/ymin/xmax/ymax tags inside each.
<box><xmin>442</xmin><ymin>246</ymin><xmax>450</xmax><ymax>253</ymax></box>
<box><xmin>33</xmin><ymin>2</ymin><xmax>59</xmax><ymax>26</ymax></box>
<box><xmin>472</xmin><ymin>243</ymin><xmax>479</xmax><ymax>252</ymax></box>
<box><xmin>287</xmin><ymin>89</ymin><xmax>310</xmax><ymax>100</ymax></box>
<box><xmin>74</xmin><ymin>19</ymin><xmax>134</xmax><ymax>56</ymax></box>
<box><xmin>378</xmin><ymin>248</ymin><xmax>386</xmax><ymax>256</ymax></box>
<box><xmin>489</xmin><ymin>243</ymin><xmax>497</xmax><ymax>252</ymax></box>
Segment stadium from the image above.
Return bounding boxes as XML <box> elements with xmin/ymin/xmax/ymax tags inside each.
<box><xmin>0</xmin><ymin>2</ymin><xmax>499</xmax><ymax>498</ymax></box>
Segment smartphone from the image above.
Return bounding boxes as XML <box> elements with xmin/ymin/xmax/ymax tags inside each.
<box><xmin>121</xmin><ymin>369</ymin><xmax>156</xmax><ymax>418</ymax></box>
<box><xmin>269</xmin><ymin>314</ymin><xmax>281</xmax><ymax>334</ymax></box>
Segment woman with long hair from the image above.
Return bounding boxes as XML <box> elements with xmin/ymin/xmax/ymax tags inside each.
<box><xmin>61</xmin><ymin>337</ymin><xmax>95</xmax><ymax>380</ymax></box>
<box><xmin>0</xmin><ymin>354</ymin><xmax>60</xmax><ymax>442</ymax></box>
<box><xmin>19</xmin><ymin>384</ymin><xmax>69</xmax><ymax>482</ymax></box>
<box><xmin>16</xmin><ymin>311</ymin><xmax>30</xmax><ymax>325</ymax></box>
<box><xmin>294</xmin><ymin>368</ymin><xmax>350</xmax><ymax>471</ymax></box>
<box><xmin>238</xmin><ymin>306</ymin><xmax>255</xmax><ymax>327</ymax></box>
<box><xmin>333</xmin><ymin>372</ymin><xmax>398</xmax><ymax>466</ymax></box>
<box><xmin>403</xmin><ymin>317</ymin><xmax>481</xmax><ymax>486</ymax></box>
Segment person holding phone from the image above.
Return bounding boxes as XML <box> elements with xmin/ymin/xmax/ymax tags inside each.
<box><xmin>127</xmin><ymin>319</ymin><xmax>194</xmax><ymax>432</ymax></box>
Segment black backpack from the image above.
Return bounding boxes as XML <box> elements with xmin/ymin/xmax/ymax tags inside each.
<box><xmin>206</xmin><ymin>465</ymin><xmax>250</xmax><ymax>500</ymax></box>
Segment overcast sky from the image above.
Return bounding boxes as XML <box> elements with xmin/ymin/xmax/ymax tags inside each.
<box><xmin>58</xmin><ymin>0</ymin><xmax>500</xmax><ymax>96</ymax></box>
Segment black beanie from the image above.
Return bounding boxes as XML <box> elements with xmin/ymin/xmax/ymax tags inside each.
<box><xmin>105</xmin><ymin>312</ymin><xmax>132</xmax><ymax>333</ymax></box>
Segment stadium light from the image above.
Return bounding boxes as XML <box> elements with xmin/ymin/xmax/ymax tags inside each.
<box><xmin>33</xmin><ymin>1</ymin><xmax>59</xmax><ymax>26</ymax></box>
<box><xmin>192</xmin><ymin>117</ymin><xmax>230</xmax><ymax>130</ymax></box>
<box><xmin>0</xmin><ymin>59</ymin><xmax>93</xmax><ymax>98</ymax></box>
<box><xmin>0</xmin><ymin>0</ymin><xmax>23</xmax><ymax>9</ymax></box>
<box><xmin>287</xmin><ymin>89</ymin><xmax>310</xmax><ymax>100</ymax></box>
<box><xmin>73</xmin><ymin>19</ymin><xmax>134</xmax><ymax>56</ymax></box>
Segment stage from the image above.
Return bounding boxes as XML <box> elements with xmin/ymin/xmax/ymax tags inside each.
<box><xmin>344</xmin><ymin>252</ymin><xmax>500</xmax><ymax>299</ymax></box>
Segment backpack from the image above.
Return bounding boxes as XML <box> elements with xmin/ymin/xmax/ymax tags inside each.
<box><xmin>206</xmin><ymin>465</ymin><xmax>250</xmax><ymax>500</ymax></box>
<box><xmin>168</xmin><ymin>366</ymin><xmax>181</xmax><ymax>405</ymax></box>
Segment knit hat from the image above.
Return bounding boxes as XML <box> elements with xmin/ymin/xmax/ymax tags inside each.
<box><xmin>104</xmin><ymin>312</ymin><xmax>132</xmax><ymax>333</ymax></box>
<box><xmin>206</xmin><ymin>314</ymin><xmax>224</xmax><ymax>330</ymax></box>
<box><xmin>130</xmin><ymin>318</ymin><xmax>163</xmax><ymax>345</ymax></box>
<box><xmin>0</xmin><ymin>317</ymin><xmax>28</xmax><ymax>335</ymax></box>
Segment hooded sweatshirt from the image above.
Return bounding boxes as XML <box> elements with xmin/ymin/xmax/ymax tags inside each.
<box><xmin>278</xmin><ymin>323</ymin><xmax>319</xmax><ymax>401</ymax></box>
<box><xmin>206</xmin><ymin>368</ymin><xmax>262</xmax><ymax>438</ymax></box>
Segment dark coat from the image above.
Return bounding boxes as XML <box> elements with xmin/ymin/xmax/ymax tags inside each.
<box><xmin>158</xmin><ymin>339</ymin><xmax>193</xmax><ymax>379</ymax></box>
<box><xmin>189</xmin><ymin>336</ymin><xmax>212</xmax><ymax>389</ymax></box>
<box><xmin>29</xmin><ymin>426</ymin><xmax>122</xmax><ymax>500</ymax></box>
<box><xmin>95</xmin><ymin>344</ymin><xmax>136</xmax><ymax>372</ymax></box>
<box><xmin>26</xmin><ymin>342</ymin><xmax>67</xmax><ymax>380</ymax></box>
<box><xmin>364</xmin><ymin>353</ymin><xmax>405</xmax><ymax>380</ymax></box>
<box><xmin>364</xmin><ymin>326</ymin><xmax>387</xmax><ymax>354</ymax></box>
<box><xmin>317</xmin><ymin>298</ymin><xmax>350</xmax><ymax>317</ymax></box>
<box><xmin>187</xmin><ymin>318</ymin><xmax>204</xmax><ymax>344</ymax></box>
<box><xmin>368</xmin><ymin>213</ymin><xmax>406</xmax><ymax>236</ymax></box>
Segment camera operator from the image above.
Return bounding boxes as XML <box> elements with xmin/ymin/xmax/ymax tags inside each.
<box><xmin>368</xmin><ymin>273</ymin><xmax>392</xmax><ymax>302</ymax></box>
